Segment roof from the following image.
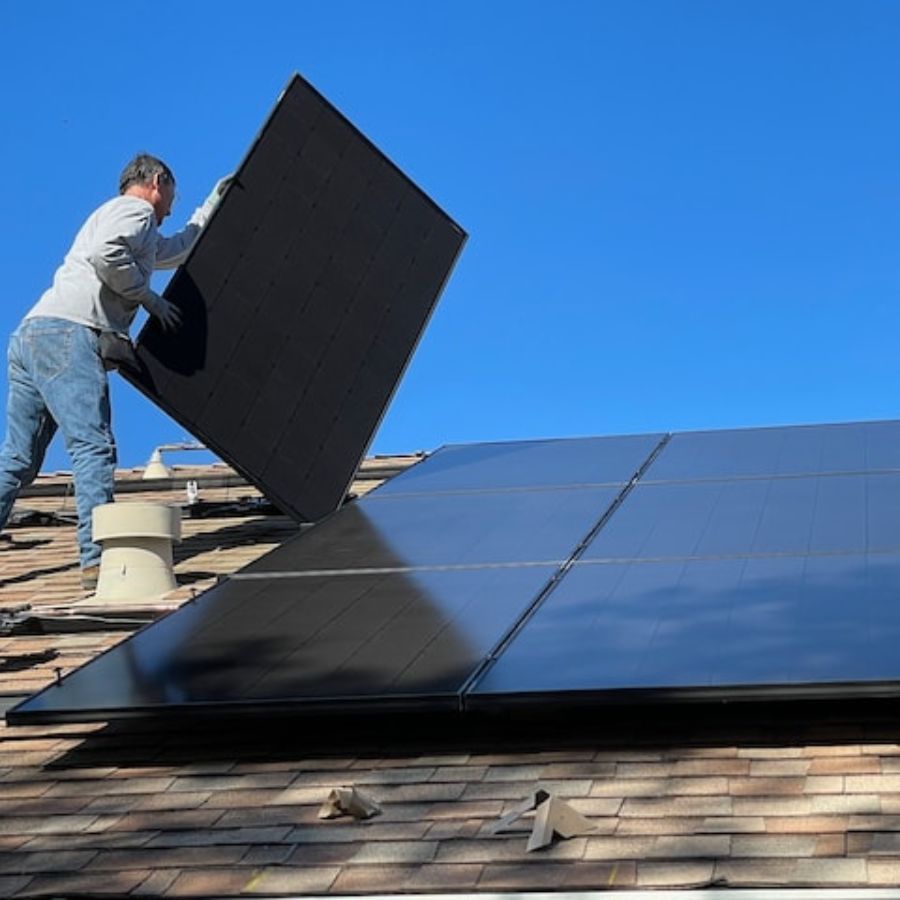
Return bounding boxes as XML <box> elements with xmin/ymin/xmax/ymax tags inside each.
<box><xmin>4</xmin><ymin>458</ymin><xmax>900</xmax><ymax>895</ymax></box>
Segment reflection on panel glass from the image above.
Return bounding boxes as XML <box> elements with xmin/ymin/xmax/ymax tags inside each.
<box><xmin>375</xmin><ymin>434</ymin><xmax>664</xmax><ymax>495</ymax></box>
<box><xmin>9</xmin><ymin>565</ymin><xmax>557</xmax><ymax>722</ymax></box>
<box><xmin>244</xmin><ymin>486</ymin><xmax>621</xmax><ymax>572</ymax></box>
<box><xmin>126</xmin><ymin>74</ymin><xmax>466</xmax><ymax>523</ymax></box>
<box><xmin>645</xmin><ymin>420</ymin><xmax>900</xmax><ymax>482</ymax></box>
<box><xmin>583</xmin><ymin>473</ymin><xmax>900</xmax><ymax>560</ymax></box>
<box><xmin>471</xmin><ymin>552</ymin><xmax>900</xmax><ymax>698</ymax></box>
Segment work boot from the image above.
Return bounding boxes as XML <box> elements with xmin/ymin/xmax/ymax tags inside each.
<box><xmin>80</xmin><ymin>566</ymin><xmax>99</xmax><ymax>592</ymax></box>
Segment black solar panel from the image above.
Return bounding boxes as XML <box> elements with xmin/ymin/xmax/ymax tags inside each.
<box><xmin>124</xmin><ymin>74</ymin><xmax>466</xmax><ymax>522</ymax></box>
<box><xmin>8</xmin><ymin>435</ymin><xmax>656</xmax><ymax>722</ymax></box>
<box><xmin>469</xmin><ymin>552</ymin><xmax>900</xmax><ymax>701</ymax></box>
<box><xmin>644</xmin><ymin>420</ymin><xmax>900</xmax><ymax>482</ymax></box>
<box><xmin>10</xmin><ymin>567</ymin><xmax>558</xmax><ymax>721</ymax></box>
<box><xmin>581</xmin><ymin>474</ymin><xmax>900</xmax><ymax>560</ymax></box>
<box><xmin>469</xmin><ymin>421</ymin><xmax>900</xmax><ymax>706</ymax></box>
<box><xmin>12</xmin><ymin>422</ymin><xmax>900</xmax><ymax>725</ymax></box>
<box><xmin>374</xmin><ymin>434</ymin><xmax>665</xmax><ymax>495</ymax></box>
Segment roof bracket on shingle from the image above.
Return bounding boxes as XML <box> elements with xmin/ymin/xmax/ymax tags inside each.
<box><xmin>488</xmin><ymin>787</ymin><xmax>596</xmax><ymax>852</ymax></box>
<box><xmin>318</xmin><ymin>786</ymin><xmax>382</xmax><ymax>820</ymax></box>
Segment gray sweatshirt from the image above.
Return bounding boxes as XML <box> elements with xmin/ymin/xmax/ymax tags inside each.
<box><xmin>26</xmin><ymin>195</ymin><xmax>201</xmax><ymax>336</ymax></box>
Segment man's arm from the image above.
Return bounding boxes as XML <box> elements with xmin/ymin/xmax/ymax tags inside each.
<box><xmin>155</xmin><ymin>223</ymin><xmax>201</xmax><ymax>270</ymax></box>
<box><xmin>87</xmin><ymin>201</ymin><xmax>181</xmax><ymax>329</ymax></box>
<box><xmin>154</xmin><ymin>175</ymin><xmax>234</xmax><ymax>271</ymax></box>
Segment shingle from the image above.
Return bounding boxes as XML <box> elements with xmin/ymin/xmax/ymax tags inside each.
<box><xmin>846</xmin><ymin>774</ymin><xmax>900</xmax><ymax>792</ymax></box>
<box><xmin>810</xmin><ymin>794</ymin><xmax>882</xmax><ymax>815</ymax></box>
<box><xmin>90</xmin><ymin>846</ymin><xmax>249</xmax><ymax>870</ymax></box>
<box><xmin>214</xmin><ymin>805</ymin><xmax>317</xmax><ymax>828</ymax></box>
<box><xmin>635</xmin><ymin>861</ymin><xmax>716</xmax><ymax>887</ymax></box>
<box><xmin>584</xmin><ymin>835</ymin><xmax>730</xmax><ymax>860</ymax></box>
<box><xmin>133</xmin><ymin>869</ymin><xmax>180</xmax><ymax>895</ymax></box>
<box><xmin>19</xmin><ymin>831</ymin><xmax>157</xmax><ymax>852</ymax></box>
<box><xmin>425</xmin><ymin>800</ymin><xmax>504</xmax><ymax>820</ymax></box>
<box><xmin>347</xmin><ymin>840</ymin><xmax>439</xmax><ymax>864</ymax></box>
<box><xmin>0</xmin><ymin>849</ymin><xmax>97</xmax><ymax>874</ymax></box>
<box><xmin>728</xmin><ymin>777</ymin><xmax>806</xmax><ymax>796</ymax></box>
<box><xmin>286</xmin><ymin>822</ymin><xmax>430</xmax><ymax>844</ymax></box>
<box><xmin>478</xmin><ymin>861</ymin><xmax>572</xmax><ymax>888</ymax></box>
<box><xmin>243</xmin><ymin>865</ymin><xmax>341</xmax><ymax>894</ymax></box>
<box><xmin>590</xmin><ymin>778</ymin><xmax>669</xmax><ymax>798</ymax></box>
<box><xmin>0</xmin><ymin>815</ymin><xmax>99</xmax><ymax>836</ymax></box>
<box><xmin>435</xmin><ymin>837</ymin><xmax>588</xmax><ymax>863</ymax></box>
<box><xmin>145</xmin><ymin>826</ymin><xmax>292</xmax><ymax>847</ymax></box>
<box><xmin>809</xmin><ymin>756</ymin><xmax>880</xmax><ymax>774</ymax></box>
<box><xmin>731</xmin><ymin>834</ymin><xmax>819</xmax><ymax>857</ymax></box>
<box><xmin>328</xmin><ymin>864</ymin><xmax>416</xmax><ymax>893</ymax></box>
<box><xmin>108</xmin><ymin>805</ymin><xmax>224</xmax><ymax>829</ymax></box>
<box><xmin>621</xmin><ymin>796</ymin><xmax>733</xmax><ymax>818</ymax></box>
<box><xmin>0</xmin><ymin>876</ymin><xmax>33</xmax><ymax>896</ymax></box>
<box><xmin>765</xmin><ymin>815</ymin><xmax>848</xmax><ymax>833</ymax></box>
<box><xmin>714</xmin><ymin>859</ymin><xmax>797</xmax><ymax>885</ymax></box>
<box><xmin>404</xmin><ymin>862</ymin><xmax>483</xmax><ymax>889</ymax></box>
<box><xmin>561</xmin><ymin>860</ymin><xmax>637</xmax><ymax>888</ymax></box>
<box><xmin>868</xmin><ymin>859</ymin><xmax>900</xmax><ymax>885</ymax></box>
<box><xmin>166</xmin><ymin>868</ymin><xmax>258</xmax><ymax>896</ymax></box>
<box><xmin>430</xmin><ymin>766</ymin><xmax>490</xmax><ymax>782</ymax></box>
<box><xmin>792</xmin><ymin>857</ymin><xmax>868</xmax><ymax>885</ymax></box>
<box><xmin>19</xmin><ymin>868</ymin><xmax>151</xmax><ymax>896</ymax></box>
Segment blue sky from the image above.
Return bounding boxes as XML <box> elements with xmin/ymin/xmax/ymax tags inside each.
<box><xmin>2</xmin><ymin>1</ymin><xmax>899</xmax><ymax>471</ymax></box>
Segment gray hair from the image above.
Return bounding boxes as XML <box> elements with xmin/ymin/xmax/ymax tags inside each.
<box><xmin>118</xmin><ymin>153</ymin><xmax>175</xmax><ymax>194</ymax></box>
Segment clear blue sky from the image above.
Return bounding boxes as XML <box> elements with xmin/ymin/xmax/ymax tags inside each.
<box><xmin>2</xmin><ymin>1</ymin><xmax>899</xmax><ymax>471</ymax></box>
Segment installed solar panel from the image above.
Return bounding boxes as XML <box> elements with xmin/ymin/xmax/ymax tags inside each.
<box><xmin>374</xmin><ymin>434</ymin><xmax>665</xmax><ymax>495</ymax></box>
<box><xmin>469</xmin><ymin>421</ymin><xmax>900</xmax><ymax>706</ymax></box>
<box><xmin>10</xmin><ymin>566</ymin><xmax>559</xmax><ymax>721</ymax></box>
<box><xmin>581</xmin><ymin>474</ymin><xmax>900</xmax><ymax>560</ymax></box>
<box><xmin>125</xmin><ymin>74</ymin><xmax>466</xmax><ymax>522</ymax></box>
<box><xmin>644</xmin><ymin>420</ymin><xmax>900</xmax><ymax>482</ymax></box>
<box><xmin>240</xmin><ymin>487</ymin><xmax>622</xmax><ymax>572</ymax></box>
<box><xmin>12</xmin><ymin>422</ymin><xmax>900</xmax><ymax>724</ymax></box>
<box><xmin>469</xmin><ymin>552</ymin><xmax>900</xmax><ymax>701</ymax></box>
<box><xmin>9</xmin><ymin>435</ymin><xmax>659</xmax><ymax>722</ymax></box>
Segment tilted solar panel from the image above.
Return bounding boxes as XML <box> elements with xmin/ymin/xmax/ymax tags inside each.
<box><xmin>124</xmin><ymin>74</ymin><xmax>466</xmax><ymax>522</ymax></box>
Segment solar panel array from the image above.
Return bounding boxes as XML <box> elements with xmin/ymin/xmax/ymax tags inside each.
<box><xmin>124</xmin><ymin>74</ymin><xmax>466</xmax><ymax>522</ymax></box>
<box><xmin>12</xmin><ymin>421</ymin><xmax>900</xmax><ymax>724</ymax></box>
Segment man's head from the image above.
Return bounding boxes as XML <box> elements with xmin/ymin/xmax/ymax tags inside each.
<box><xmin>119</xmin><ymin>153</ymin><xmax>176</xmax><ymax>224</ymax></box>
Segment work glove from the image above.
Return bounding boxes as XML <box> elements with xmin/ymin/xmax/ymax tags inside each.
<box><xmin>144</xmin><ymin>293</ymin><xmax>182</xmax><ymax>331</ymax></box>
<box><xmin>189</xmin><ymin>173</ymin><xmax>235</xmax><ymax>228</ymax></box>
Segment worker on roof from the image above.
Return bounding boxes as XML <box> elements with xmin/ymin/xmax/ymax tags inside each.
<box><xmin>0</xmin><ymin>153</ymin><xmax>230</xmax><ymax>591</ymax></box>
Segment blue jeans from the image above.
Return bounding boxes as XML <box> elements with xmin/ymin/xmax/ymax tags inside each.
<box><xmin>0</xmin><ymin>317</ymin><xmax>116</xmax><ymax>568</ymax></box>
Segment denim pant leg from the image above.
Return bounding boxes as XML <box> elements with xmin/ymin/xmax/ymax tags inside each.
<box><xmin>0</xmin><ymin>327</ymin><xmax>59</xmax><ymax>529</ymax></box>
<box><xmin>28</xmin><ymin>320</ymin><xmax>117</xmax><ymax>569</ymax></box>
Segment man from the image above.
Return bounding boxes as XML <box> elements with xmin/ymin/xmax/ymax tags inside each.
<box><xmin>0</xmin><ymin>153</ymin><xmax>229</xmax><ymax>589</ymax></box>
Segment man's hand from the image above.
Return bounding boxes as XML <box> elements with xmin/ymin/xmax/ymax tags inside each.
<box><xmin>190</xmin><ymin>173</ymin><xmax>235</xmax><ymax>228</ymax></box>
<box><xmin>146</xmin><ymin>295</ymin><xmax>182</xmax><ymax>331</ymax></box>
